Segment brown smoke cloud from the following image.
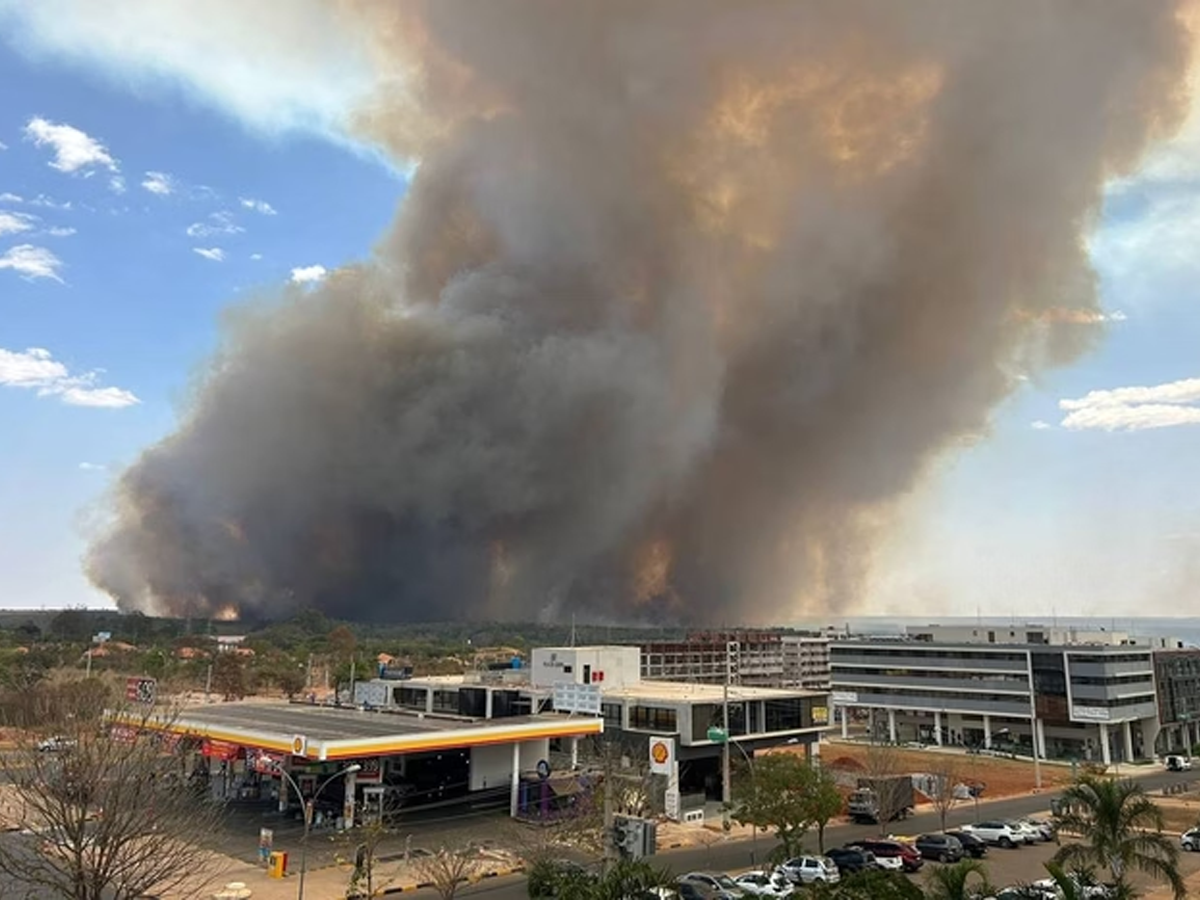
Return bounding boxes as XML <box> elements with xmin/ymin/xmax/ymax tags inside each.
<box><xmin>87</xmin><ymin>1</ymin><xmax>1193</xmax><ymax>623</ymax></box>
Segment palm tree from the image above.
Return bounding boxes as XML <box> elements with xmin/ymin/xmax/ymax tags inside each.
<box><xmin>1052</xmin><ymin>773</ymin><xmax>1186</xmax><ymax>899</ymax></box>
<box><xmin>924</xmin><ymin>858</ymin><xmax>993</xmax><ymax>900</ymax></box>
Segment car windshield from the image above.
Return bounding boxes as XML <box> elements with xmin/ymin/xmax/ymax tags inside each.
<box><xmin>714</xmin><ymin>875</ymin><xmax>737</xmax><ymax>889</ymax></box>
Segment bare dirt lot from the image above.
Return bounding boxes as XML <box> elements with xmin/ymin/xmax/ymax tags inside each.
<box><xmin>816</xmin><ymin>742</ymin><xmax>1075</xmax><ymax>800</ymax></box>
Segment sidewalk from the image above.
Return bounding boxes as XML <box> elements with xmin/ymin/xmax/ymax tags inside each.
<box><xmin>180</xmin><ymin>845</ymin><xmax>524</xmax><ymax>899</ymax></box>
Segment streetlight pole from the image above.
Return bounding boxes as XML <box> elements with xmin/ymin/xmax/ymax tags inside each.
<box><xmin>272</xmin><ymin>762</ymin><xmax>361</xmax><ymax>900</ymax></box>
<box><xmin>722</xmin><ymin>643</ymin><xmax>732</xmax><ymax>826</ymax></box>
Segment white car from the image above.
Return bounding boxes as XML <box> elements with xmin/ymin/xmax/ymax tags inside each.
<box><xmin>36</xmin><ymin>735</ymin><xmax>76</xmax><ymax>753</ymax></box>
<box><xmin>959</xmin><ymin>821</ymin><xmax>1023</xmax><ymax>848</ymax></box>
<box><xmin>777</xmin><ymin>856</ymin><xmax>840</xmax><ymax>885</ymax></box>
<box><xmin>1017</xmin><ymin>818</ymin><xmax>1054</xmax><ymax>842</ymax></box>
<box><xmin>1031</xmin><ymin>873</ymin><xmax>1112</xmax><ymax>898</ymax></box>
<box><xmin>870</xmin><ymin>853</ymin><xmax>904</xmax><ymax>871</ymax></box>
<box><xmin>1166</xmin><ymin>754</ymin><xmax>1193</xmax><ymax>772</ymax></box>
<box><xmin>734</xmin><ymin>871</ymin><xmax>795</xmax><ymax>897</ymax></box>
<box><xmin>1006</xmin><ymin>820</ymin><xmax>1043</xmax><ymax>844</ymax></box>
<box><xmin>1182</xmin><ymin>828</ymin><xmax>1200</xmax><ymax>851</ymax></box>
<box><xmin>680</xmin><ymin>872</ymin><xmax>748</xmax><ymax>898</ymax></box>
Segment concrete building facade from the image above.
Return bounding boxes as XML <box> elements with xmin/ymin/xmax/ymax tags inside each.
<box><xmin>830</xmin><ymin>629</ymin><xmax>1162</xmax><ymax>765</ymax></box>
<box><xmin>640</xmin><ymin>630</ymin><xmax>831</xmax><ymax>691</ymax></box>
<box><xmin>1154</xmin><ymin>648</ymin><xmax>1200</xmax><ymax>754</ymax></box>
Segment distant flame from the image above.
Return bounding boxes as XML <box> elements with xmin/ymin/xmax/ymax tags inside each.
<box><xmin>213</xmin><ymin>604</ymin><xmax>240</xmax><ymax>622</ymax></box>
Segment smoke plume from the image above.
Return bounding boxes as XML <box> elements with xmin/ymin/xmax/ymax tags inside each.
<box><xmin>87</xmin><ymin>1</ymin><xmax>1193</xmax><ymax>623</ymax></box>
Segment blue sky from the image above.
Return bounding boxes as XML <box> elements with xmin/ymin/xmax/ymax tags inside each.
<box><xmin>0</xmin><ymin>7</ymin><xmax>1198</xmax><ymax>619</ymax></box>
<box><xmin>0</xmin><ymin>30</ymin><xmax>402</xmax><ymax>611</ymax></box>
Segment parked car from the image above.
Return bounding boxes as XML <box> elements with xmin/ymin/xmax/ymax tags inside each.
<box><xmin>777</xmin><ymin>856</ymin><xmax>840</xmax><ymax>885</ymax></box>
<box><xmin>944</xmin><ymin>830</ymin><xmax>989</xmax><ymax>859</ymax></box>
<box><xmin>36</xmin><ymin>735</ymin><xmax>75</xmax><ymax>753</ymax></box>
<box><xmin>1182</xmin><ymin>827</ymin><xmax>1200</xmax><ymax>851</ymax></box>
<box><xmin>672</xmin><ymin>884</ymin><xmax>710</xmax><ymax>900</ymax></box>
<box><xmin>1166</xmin><ymin>754</ymin><xmax>1193</xmax><ymax>772</ymax></box>
<box><xmin>1006</xmin><ymin>820</ymin><xmax>1043</xmax><ymax>844</ymax></box>
<box><xmin>733</xmin><ymin>870</ymin><xmax>794</xmax><ymax>897</ymax></box>
<box><xmin>824</xmin><ymin>847</ymin><xmax>875</xmax><ymax>875</ymax></box>
<box><xmin>959</xmin><ymin>821</ymin><xmax>1024</xmax><ymax>848</ymax></box>
<box><xmin>845</xmin><ymin>838</ymin><xmax>923</xmax><ymax>872</ymax></box>
<box><xmin>1016</xmin><ymin>818</ymin><xmax>1054</xmax><ymax>842</ymax></box>
<box><xmin>680</xmin><ymin>872</ymin><xmax>747</xmax><ymax>899</ymax></box>
<box><xmin>914</xmin><ymin>833</ymin><xmax>964</xmax><ymax>862</ymax></box>
<box><xmin>1031</xmin><ymin>871</ymin><xmax>1115</xmax><ymax>898</ymax></box>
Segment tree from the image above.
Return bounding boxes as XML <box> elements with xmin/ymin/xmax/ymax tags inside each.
<box><xmin>412</xmin><ymin>846</ymin><xmax>481</xmax><ymax>900</ymax></box>
<box><xmin>925</xmin><ymin>859</ymin><xmax>994</xmax><ymax>900</ymax></box>
<box><xmin>1051</xmin><ymin>773</ymin><xmax>1186</xmax><ymax>900</ymax></box>
<box><xmin>0</xmin><ymin>688</ymin><xmax>226</xmax><ymax>899</ymax></box>
<box><xmin>732</xmin><ymin>752</ymin><xmax>814</xmax><ymax>860</ymax></box>
<box><xmin>806</xmin><ymin>764</ymin><xmax>845</xmax><ymax>854</ymax></box>
<box><xmin>347</xmin><ymin>820</ymin><xmax>395</xmax><ymax>899</ymax></box>
<box><xmin>924</xmin><ymin>755</ymin><xmax>963</xmax><ymax>832</ymax></box>
<box><xmin>807</xmin><ymin>869</ymin><xmax>925</xmax><ymax>900</ymax></box>
<box><xmin>328</xmin><ymin>624</ymin><xmax>358</xmax><ymax>662</ymax></box>
<box><xmin>210</xmin><ymin>651</ymin><xmax>247</xmax><ymax>700</ymax></box>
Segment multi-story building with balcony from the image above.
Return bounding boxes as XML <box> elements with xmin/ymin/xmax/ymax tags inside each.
<box><xmin>830</xmin><ymin>626</ymin><xmax>1166</xmax><ymax>765</ymax></box>
<box><xmin>640</xmin><ymin>630</ymin><xmax>831</xmax><ymax>691</ymax></box>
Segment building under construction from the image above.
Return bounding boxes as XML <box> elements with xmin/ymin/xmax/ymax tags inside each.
<box><xmin>639</xmin><ymin>630</ymin><xmax>831</xmax><ymax>691</ymax></box>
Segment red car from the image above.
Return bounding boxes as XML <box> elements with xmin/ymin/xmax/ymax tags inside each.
<box><xmin>845</xmin><ymin>839</ymin><xmax>923</xmax><ymax>872</ymax></box>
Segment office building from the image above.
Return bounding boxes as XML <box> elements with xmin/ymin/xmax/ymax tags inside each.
<box><xmin>640</xmin><ymin>630</ymin><xmax>831</xmax><ymax>691</ymax></box>
<box><xmin>830</xmin><ymin>626</ymin><xmax>1163</xmax><ymax>765</ymax></box>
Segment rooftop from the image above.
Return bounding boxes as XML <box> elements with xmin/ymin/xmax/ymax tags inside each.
<box><xmin>598</xmin><ymin>680</ymin><xmax>823</xmax><ymax>702</ymax></box>
<box><xmin>139</xmin><ymin>701</ymin><xmax>601</xmax><ymax>761</ymax></box>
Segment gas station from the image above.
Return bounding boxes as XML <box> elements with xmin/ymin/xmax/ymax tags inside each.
<box><xmin>129</xmin><ymin>701</ymin><xmax>603</xmax><ymax>830</ymax></box>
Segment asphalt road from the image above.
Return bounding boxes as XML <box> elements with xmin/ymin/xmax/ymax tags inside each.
<box><xmin>426</xmin><ymin>768</ymin><xmax>1198</xmax><ymax>900</ymax></box>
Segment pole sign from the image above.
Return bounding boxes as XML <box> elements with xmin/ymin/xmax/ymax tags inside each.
<box><xmin>649</xmin><ymin>736</ymin><xmax>675</xmax><ymax>775</ymax></box>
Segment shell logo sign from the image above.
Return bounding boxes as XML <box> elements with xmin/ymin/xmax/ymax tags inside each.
<box><xmin>291</xmin><ymin>734</ymin><xmax>308</xmax><ymax>757</ymax></box>
<box><xmin>648</xmin><ymin>736</ymin><xmax>674</xmax><ymax>775</ymax></box>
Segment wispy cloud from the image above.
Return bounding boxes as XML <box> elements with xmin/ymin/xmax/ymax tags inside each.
<box><xmin>0</xmin><ymin>347</ymin><xmax>139</xmax><ymax>408</ymax></box>
<box><xmin>193</xmin><ymin>247</ymin><xmax>225</xmax><ymax>262</ymax></box>
<box><xmin>140</xmin><ymin>171</ymin><xmax>174</xmax><ymax>195</ymax></box>
<box><xmin>43</xmin><ymin>226</ymin><xmax>76</xmax><ymax>238</ymax></box>
<box><xmin>290</xmin><ymin>264</ymin><xmax>327</xmax><ymax>284</ymax></box>
<box><xmin>1031</xmin><ymin>420</ymin><xmax>1052</xmax><ymax>430</ymax></box>
<box><xmin>28</xmin><ymin>194</ymin><xmax>71</xmax><ymax>210</ymax></box>
<box><xmin>0</xmin><ymin>193</ymin><xmax>22</xmax><ymax>203</ymax></box>
<box><xmin>78</xmin><ymin>462</ymin><xmax>106</xmax><ymax>471</ymax></box>
<box><xmin>109</xmin><ymin>175</ymin><xmax>126</xmax><ymax>194</ymax></box>
<box><xmin>249</xmin><ymin>253</ymin><xmax>263</xmax><ymax>261</ymax></box>
<box><xmin>0</xmin><ymin>245</ymin><xmax>64</xmax><ymax>281</ymax></box>
<box><xmin>1059</xmin><ymin>377</ymin><xmax>1200</xmax><ymax>432</ymax></box>
<box><xmin>0</xmin><ymin>141</ymin><xmax>7</xmax><ymax>151</ymax></box>
<box><xmin>186</xmin><ymin>211</ymin><xmax>244</xmax><ymax>238</ymax></box>
<box><xmin>0</xmin><ymin>211</ymin><xmax>38</xmax><ymax>236</ymax></box>
<box><xmin>240</xmin><ymin>197</ymin><xmax>277</xmax><ymax>216</ymax></box>
<box><xmin>24</xmin><ymin>116</ymin><xmax>119</xmax><ymax>175</ymax></box>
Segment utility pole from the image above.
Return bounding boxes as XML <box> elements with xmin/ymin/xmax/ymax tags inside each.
<box><xmin>721</xmin><ymin>641</ymin><xmax>732</xmax><ymax>823</ymax></box>
<box><xmin>205</xmin><ymin>662</ymin><xmax>213</xmax><ymax>700</ymax></box>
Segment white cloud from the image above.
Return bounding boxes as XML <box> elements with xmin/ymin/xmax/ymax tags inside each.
<box><xmin>0</xmin><ymin>192</ymin><xmax>23</xmax><ymax>203</ymax></box>
<box><xmin>44</xmin><ymin>226</ymin><xmax>76</xmax><ymax>238</ymax></box>
<box><xmin>140</xmin><ymin>171</ymin><xmax>174</xmax><ymax>195</ymax></box>
<box><xmin>0</xmin><ymin>211</ymin><xmax>38</xmax><ymax>236</ymax></box>
<box><xmin>0</xmin><ymin>3</ymin><xmax>379</xmax><ymax>148</ymax></box>
<box><xmin>0</xmin><ymin>244</ymin><xmax>64</xmax><ymax>281</ymax></box>
<box><xmin>1059</xmin><ymin>377</ymin><xmax>1200</xmax><ymax>432</ymax></box>
<box><xmin>0</xmin><ymin>347</ymin><xmax>138</xmax><ymax>408</ymax></box>
<box><xmin>109</xmin><ymin>175</ymin><xmax>126</xmax><ymax>194</ymax></box>
<box><xmin>27</xmin><ymin>194</ymin><xmax>71</xmax><ymax>210</ymax></box>
<box><xmin>290</xmin><ymin>264</ymin><xmax>326</xmax><ymax>284</ymax></box>
<box><xmin>240</xmin><ymin>197</ymin><xmax>277</xmax><ymax>216</ymax></box>
<box><xmin>59</xmin><ymin>385</ymin><xmax>142</xmax><ymax>408</ymax></box>
<box><xmin>249</xmin><ymin>252</ymin><xmax>263</xmax><ymax>260</ymax></box>
<box><xmin>193</xmin><ymin>247</ymin><xmax>225</xmax><ymax>262</ymax></box>
<box><xmin>23</xmin><ymin>116</ymin><xmax>119</xmax><ymax>174</ymax></box>
<box><xmin>186</xmin><ymin>211</ymin><xmax>244</xmax><ymax>238</ymax></box>
<box><xmin>1031</xmin><ymin>420</ymin><xmax>1052</xmax><ymax>430</ymax></box>
<box><xmin>78</xmin><ymin>462</ymin><xmax>105</xmax><ymax>471</ymax></box>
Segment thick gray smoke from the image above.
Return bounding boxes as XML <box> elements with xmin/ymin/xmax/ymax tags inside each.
<box><xmin>87</xmin><ymin>1</ymin><xmax>1193</xmax><ymax>623</ymax></box>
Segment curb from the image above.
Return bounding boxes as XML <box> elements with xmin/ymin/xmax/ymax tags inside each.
<box><xmin>362</xmin><ymin>865</ymin><xmax>525</xmax><ymax>897</ymax></box>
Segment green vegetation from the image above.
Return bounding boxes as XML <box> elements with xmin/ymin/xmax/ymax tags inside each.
<box><xmin>730</xmin><ymin>752</ymin><xmax>830</xmax><ymax>861</ymax></box>
<box><xmin>1051</xmin><ymin>773</ymin><xmax>1186</xmax><ymax>900</ymax></box>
